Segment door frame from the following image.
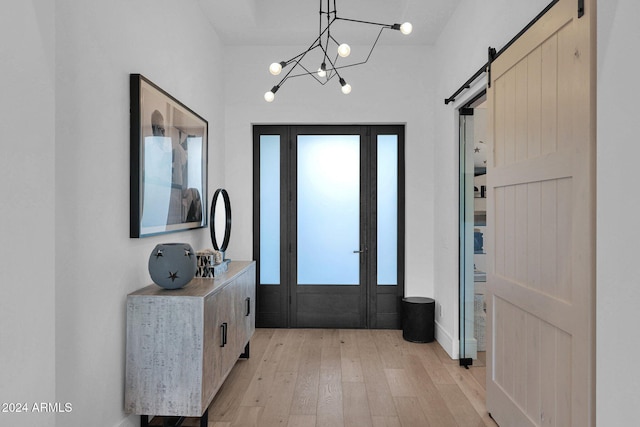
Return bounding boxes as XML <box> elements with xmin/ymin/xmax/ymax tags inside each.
<box><xmin>451</xmin><ymin>77</ymin><xmax>488</xmax><ymax>360</ymax></box>
<box><xmin>253</xmin><ymin>124</ymin><xmax>405</xmax><ymax>329</ymax></box>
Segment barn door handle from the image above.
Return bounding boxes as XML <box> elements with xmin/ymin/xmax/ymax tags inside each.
<box><xmin>245</xmin><ymin>297</ymin><xmax>251</xmax><ymax>316</ymax></box>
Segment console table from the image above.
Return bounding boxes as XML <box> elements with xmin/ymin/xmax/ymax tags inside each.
<box><xmin>125</xmin><ymin>261</ymin><xmax>255</xmax><ymax>426</ymax></box>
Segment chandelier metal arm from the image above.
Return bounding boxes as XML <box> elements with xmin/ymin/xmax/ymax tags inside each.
<box><xmin>333</xmin><ymin>27</ymin><xmax>386</xmax><ymax>70</ymax></box>
<box><xmin>318</xmin><ymin>40</ymin><xmax>342</xmax><ymax>79</ymax></box>
<box><xmin>282</xmin><ymin>8</ymin><xmax>336</xmax><ymax>68</ymax></box>
<box><xmin>292</xmin><ymin>27</ymin><xmax>387</xmax><ymax>77</ymax></box>
<box><xmin>284</xmin><ymin>44</ymin><xmax>342</xmax><ymax>83</ymax></box>
<box><xmin>283</xmin><ymin>42</ymin><xmax>320</xmax><ymax>67</ymax></box>
<box><xmin>290</xmin><ymin>62</ymin><xmax>334</xmax><ymax>85</ymax></box>
<box><xmin>328</xmin><ymin>34</ymin><xmax>342</xmax><ymax>48</ymax></box>
<box><xmin>335</xmin><ymin>16</ymin><xmax>396</xmax><ymax>29</ymax></box>
<box><xmin>276</xmin><ymin>48</ymin><xmax>317</xmax><ymax>87</ymax></box>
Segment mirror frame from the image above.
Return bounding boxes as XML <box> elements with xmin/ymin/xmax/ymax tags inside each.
<box><xmin>210</xmin><ymin>188</ymin><xmax>231</xmax><ymax>252</ymax></box>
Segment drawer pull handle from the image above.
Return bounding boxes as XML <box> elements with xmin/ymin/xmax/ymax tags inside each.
<box><xmin>246</xmin><ymin>297</ymin><xmax>251</xmax><ymax>316</ymax></box>
<box><xmin>220</xmin><ymin>323</ymin><xmax>228</xmax><ymax>347</ymax></box>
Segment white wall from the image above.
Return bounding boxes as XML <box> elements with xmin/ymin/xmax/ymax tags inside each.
<box><xmin>222</xmin><ymin>44</ymin><xmax>436</xmax><ymax>299</ymax></box>
<box><xmin>54</xmin><ymin>1</ymin><xmax>224</xmax><ymax>426</ymax></box>
<box><xmin>0</xmin><ymin>1</ymin><xmax>56</xmax><ymax>426</ymax></box>
<box><xmin>597</xmin><ymin>0</ymin><xmax>640</xmax><ymax>424</ymax></box>
<box><xmin>432</xmin><ymin>0</ymin><xmax>555</xmax><ymax>357</ymax></box>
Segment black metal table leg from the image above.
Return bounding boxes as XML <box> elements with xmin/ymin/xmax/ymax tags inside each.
<box><xmin>240</xmin><ymin>341</ymin><xmax>250</xmax><ymax>359</ymax></box>
<box><xmin>140</xmin><ymin>415</ymin><xmax>190</xmax><ymax>427</ymax></box>
<box><xmin>200</xmin><ymin>408</ymin><xmax>208</xmax><ymax>427</ymax></box>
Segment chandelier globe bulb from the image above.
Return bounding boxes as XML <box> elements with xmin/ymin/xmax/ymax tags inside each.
<box><xmin>317</xmin><ymin>62</ymin><xmax>327</xmax><ymax>78</ymax></box>
<box><xmin>269</xmin><ymin>62</ymin><xmax>283</xmax><ymax>76</ymax></box>
<box><xmin>338</xmin><ymin>43</ymin><xmax>351</xmax><ymax>58</ymax></box>
<box><xmin>400</xmin><ymin>22</ymin><xmax>413</xmax><ymax>35</ymax></box>
<box><xmin>264</xmin><ymin>91</ymin><xmax>275</xmax><ymax>102</ymax></box>
<box><xmin>339</xmin><ymin>78</ymin><xmax>352</xmax><ymax>95</ymax></box>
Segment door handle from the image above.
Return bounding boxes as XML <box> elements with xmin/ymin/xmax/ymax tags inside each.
<box><xmin>353</xmin><ymin>248</ymin><xmax>367</xmax><ymax>253</ymax></box>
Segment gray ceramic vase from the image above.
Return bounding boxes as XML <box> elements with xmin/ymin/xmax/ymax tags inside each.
<box><xmin>148</xmin><ymin>243</ymin><xmax>197</xmax><ymax>289</ymax></box>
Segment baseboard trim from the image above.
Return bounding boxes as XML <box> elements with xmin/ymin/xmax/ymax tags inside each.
<box><xmin>435</xmin><ymin>320</ymin><xmax>459</xmax><ymax>359</ymax></box>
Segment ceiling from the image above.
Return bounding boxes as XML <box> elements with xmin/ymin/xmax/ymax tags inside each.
<box><xmin>197</xmin><ymin>0</ymin><xmax>461</xmax><ymax>46</ymax></box>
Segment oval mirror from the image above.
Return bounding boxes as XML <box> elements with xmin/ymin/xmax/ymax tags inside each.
<box><xmin>210</xmin><ymin>188</ymin><xmax>231</xmax><ymax>253</ymax></box>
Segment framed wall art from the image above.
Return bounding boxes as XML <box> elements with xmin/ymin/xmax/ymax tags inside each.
<box><xmin>130</xmin><ymin>74</ymin><xmax>208</xmax><ymax>238</ymax></box>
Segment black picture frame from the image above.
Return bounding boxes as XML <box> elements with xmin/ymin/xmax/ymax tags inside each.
<box><xmin>130</xmin><ymin>74</ymin><xmax>208</xmax><ymax>238</ymax></box>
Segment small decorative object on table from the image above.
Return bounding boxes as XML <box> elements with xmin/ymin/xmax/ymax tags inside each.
<box><xmin>196</xmin><ymin>249</ymin><xmax>215</xmax><ymax>278</ymax></box>
<box><xmin>148</xmin><ymin>243</ymin><xmax>197</xmax><ymax>289</ymax></box>
<box><xmin>213</xmin><ymin>258</ymin><xmax>229</xmax><ymax>275</ymax></box>
<box><xmin>196</xmin><ymin>249</ymin><xmax>228</xmax><ymax>278</ymax></box>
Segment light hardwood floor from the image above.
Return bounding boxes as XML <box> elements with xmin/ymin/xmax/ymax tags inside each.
<box><xmin>177</xmin><ymin>328</ymin><xmax>497</xmax><ymax>427</ymax></box>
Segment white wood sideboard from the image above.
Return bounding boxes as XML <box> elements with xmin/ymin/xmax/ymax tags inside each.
<box><xmin>125</xmin><ymin>261</ymin><xmax>256</xmax><ymax>425</ymax></box>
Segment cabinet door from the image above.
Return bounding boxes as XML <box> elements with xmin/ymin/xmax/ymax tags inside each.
<box><xmin>203</xmin><ymin>291</ymin><xmax>223</xmax><ymax>406</ymax></box>
<box><xmin>235</xmin><ymin>268</ymin><xmax>256</xmax><ymax>352</ymax></box>
<box><xmin>126</xmin><ymin>296</ymin><xmax>205</xmax><ymax>417</ymax></box>
<box><xmin>219</xmin><ymin>284</ymin><xmax>237</xmax><ymax>375</ymax></box>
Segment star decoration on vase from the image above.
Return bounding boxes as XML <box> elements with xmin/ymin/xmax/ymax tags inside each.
<box><xmin>168</xmin><ymin>271</ymin><xmax>179</xmax><ymax>282</ymax></box>
<box><xmin>154</xmin><ymin>249</ymin><xmax>164</xmax><ymax>259</ymax></box>
<box><xmin>474</xmin><ymin>147</ymin><xmax>480</xmax><ymax>153</ymax></box>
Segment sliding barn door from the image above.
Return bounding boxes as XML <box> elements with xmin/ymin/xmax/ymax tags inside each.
<box><xmin>486</xmin><ymin>0</ymin><xmax>595</xmax><ymax>426</ymax></box>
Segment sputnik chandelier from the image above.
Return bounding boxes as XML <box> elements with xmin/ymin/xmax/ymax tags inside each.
<box><xmin>264</xmin><ymin>0</ymin><xmax>412</xmax><ymax>102</ymax></box>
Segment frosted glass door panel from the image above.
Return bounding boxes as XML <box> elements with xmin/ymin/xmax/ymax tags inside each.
<box><xmin>260</xmin><ymin>135</ymin><xmax>280</xmax><ymax>285</ymax></box>
<box><xmin>377</xmin><ymin>135</ymin><xmax>398</xmax><ymax>285</ymax></box>
<box><xmin>297</xmin><ymin>135</ymin><xmax>360</xmax><ymax>285</ymax></box>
